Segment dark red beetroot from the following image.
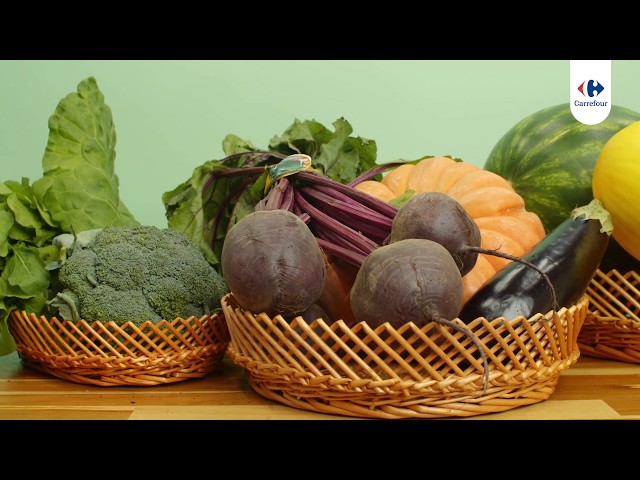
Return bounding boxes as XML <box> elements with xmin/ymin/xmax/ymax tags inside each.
<box><xmin>389</xmin><ymin>191</ymin><xmax>481</xmax><ymax>276</ymax></box>
<box><xmin>349</xmin><ymin>237</ymin><xmax>490</xmax><ymax>390</ymax></box>
<box><xmin>221</xmin><ymin>210</ymin><xmax>326</xmax><ymax>317</ymax></box>
<box><xmin>349</xmin><ymin>238</ymin><xmax>463</xmax><ymax>329</ymax></box>
<box><xmin>389</xmin><ymin>191</ymin><xmax>557</xmax><ymax>308</ymax></box>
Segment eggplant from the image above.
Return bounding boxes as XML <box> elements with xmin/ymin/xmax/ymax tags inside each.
<box><xmin>458</xmin><ymin>199</ymin><xmax>612</xmax><ymax>323</ymax></box>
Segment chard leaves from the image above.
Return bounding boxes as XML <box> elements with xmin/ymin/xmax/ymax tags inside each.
<box><xmin>268</xmin><ymin>117</ymin><xmax>377</xmax><ymax>184</ymax></box>
<box><xmin>0</xmin><ymin>181</ymin><xmax>52</xmax><ymax>355</ymax></box>
<box><xmin>0</xmin><ymin>77</ymin><xmax>139</xmax><ymax>356</ymax></box>
<box><xmin>163</xmin><ymin>117</ymin><xmax>377</xmax><ymax>269</ymax></box>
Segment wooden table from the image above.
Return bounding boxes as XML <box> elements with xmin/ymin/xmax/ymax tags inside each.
<box><xmin>1</xmin><ymin>350</ymin><xmax>639</xmax><ymax>420</ymax></box>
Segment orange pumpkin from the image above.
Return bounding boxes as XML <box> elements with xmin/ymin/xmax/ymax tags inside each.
<box><xmin>355</xmin><ymin>156</ymin><xmax>546</xmax><ymax>304</ymax></box>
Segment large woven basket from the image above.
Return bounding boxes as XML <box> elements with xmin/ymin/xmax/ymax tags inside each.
<box><xmin>8</xmin><ymin>310</ymin><xmax>230</xmax><ymax>387</ymax></box>
<box><xmin>222</xmin><ymin>293</ymin><xmax>588</xmax><ymax>419</ymax></box>
<box><xmin>580</xmin><ymin>269</ymin><xmax>640</xmax><ymax>363</ymax></box>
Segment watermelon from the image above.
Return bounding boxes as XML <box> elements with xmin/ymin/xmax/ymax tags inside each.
<box><xmin>484</xmin><ymin>103</ymin><xmax>640</xmax><ymax>234</ymax></box>
<box><xmin>484</xmin><ymin>103</ymin><xmax>640</xmax><ymax>272</ymax></box>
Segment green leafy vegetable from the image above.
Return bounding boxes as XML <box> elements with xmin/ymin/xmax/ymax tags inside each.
<box><xmin>163</xmin><ymin>117</ymin><xmax>377</xmax><ymax>269</ymax></box>
<box><xmin>0</xmin><ymin>77</ymin><xmax>139</xmax><ymax>356</ymax></box>
<box><xmin>269</xmin><ymin>118</ymin><xmax>377</xmax><ymax>184</ymax></box>
<box><xmin>32</xmin><ymin>77</ymin><xmax>138</xmax><ymax>233</ymax></box>
<box><xmin>0</xmin><ymin>178</ymin><xmax>59</xmax><ymax>355</ymax></box>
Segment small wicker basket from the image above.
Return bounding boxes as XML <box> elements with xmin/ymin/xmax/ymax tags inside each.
<box><xmin>580</xmin><ymin>269</ymin><xmax>640</xmax><ymax>363</ymax></box>
<box><xmin>222</xmin><ymin>293</ymin><xmax>588</xmax><ymax>419</ymax></box>
<box><xmin>8</xmin><ymin>310</ymin><xmax>230</xmax><ymax>387</ymax></box>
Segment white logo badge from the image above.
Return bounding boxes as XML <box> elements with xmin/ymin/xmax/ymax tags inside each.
<box><xmin>570</xmin><ymin>60</ymin><xmax>612</xmax><ymax>125</ymax></box>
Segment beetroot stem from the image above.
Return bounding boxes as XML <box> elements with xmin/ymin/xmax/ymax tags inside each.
<box><xmin>300</xmin><ymin>185</ymin><xmax>394</xmax><ymax>229</ymax></box>
<box><xmin>315</xmin><ymin>238</ymin><xmax>367</xmax><ymax>267</ymax></box>
<box><xmin>296</xmin><ymin>171</ymin><xmax>398</xmax><ymax>218</ymax></box>
<box><xmin>294</xmin><ymin>190</ymin><xmax>379</xmax><ymax>255</ymax></box>
<box><xmin>434</xmin><ymin>316</ymin><xmax>490</xmax><ymax>392</ymax></box>
<box><xmin>347</xmin><ymin>161</ymin><xmax>409</xmax><ymax>187</ymax></box>
<box><xmin>467</xmin><ymin>246</ymin><xmax>559</xmax><ymax>311</ymax></box>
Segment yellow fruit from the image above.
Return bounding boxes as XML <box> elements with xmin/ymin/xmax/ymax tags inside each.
<box><xmin>592</xmin><ymin>121</ymin><xmax>640</xmax><ymax>261</ymax></box>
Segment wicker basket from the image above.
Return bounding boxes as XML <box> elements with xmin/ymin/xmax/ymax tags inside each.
<box><xmin>580</xmin><ymin>269</ymin><xmax>640</xmax><ymax>363</ymax></box>
<box><xmin>222</xmin><ymin>293</ymin><xmax>588</xmax><ymax>419</ymax></box>
<box><xmin>8</xmin><ymin>310</ymin><xmax>230</xmax><ymax>387</ymax></box>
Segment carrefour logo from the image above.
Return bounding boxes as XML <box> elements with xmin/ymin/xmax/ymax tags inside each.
<box><xmin>575</xmin><ymin>79</ymin><xmax>608</xmax><ymax>107</ymax></box>
<box><xmin>570</xmin><ymin>61</ymin><xmax>611</xmax><ymax>125</ymax></box>
<box><xmin>578</xmin><ymin>80</ymin><xmax>604</xmax><ymax>97</ymax></box>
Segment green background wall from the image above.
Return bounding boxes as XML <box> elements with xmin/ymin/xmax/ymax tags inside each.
<box><xmin>2</xmin><ymin>60</ymin><xmax>639</xmax><ymax>228</ymax></box>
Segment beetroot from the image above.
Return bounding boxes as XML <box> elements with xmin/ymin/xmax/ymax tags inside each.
<box><xmin>349</xmin><ymin>237</ymin><xmax>490</xmax><ymax>390</ymax></box>
<box><xmin>220</xmin><ymin>209</ymin><xmax>326</xmax><ymax>317</ymax></box>
<box><xmin>349</xmin><ymin>238</ymin><xmax>463</xmax><ymax>329</ymax></box>
<box><xmin>389</xmin><ymin>191</ymin><xmax>557</xmax><ymax>309</ymax></box>
<box><xmin>389</xmin><ymin>192</ymin><xmax>481</xmax><ymax>275</ymax></box>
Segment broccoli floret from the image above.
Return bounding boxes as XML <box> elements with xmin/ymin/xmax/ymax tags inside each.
<box><xmin>57</xmin><ymin>248</ymin><xmax>98</xmax><ymax>294</ymax></box>
<box><xmin>144</xmin><ymin>277</ymin><xmax>203</xmax><ymax>321</ymax></box>
<box><xmin>94</xmin><ymin>242</ymin><xmax>147</xmax><ymax>291</ymax></box>
<box><xmin>79</xmin><ymin>284</ymin><xmax>162</xmax><ymax>326</ymax></box>
<box><xmin>49</xmin><ymin>225</ymin><xmax>229</xmax><ymax>325</ymax></box>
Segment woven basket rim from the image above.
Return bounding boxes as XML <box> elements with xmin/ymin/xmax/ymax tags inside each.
<box><xmin>586</xmin><ymin>268</ymin><xmax>640</xmax><ymax>321</ymax></box>
<box><xmin>583</xmin><ymin>313</ymin><xmax>640</xmax><ymax>328</ymax></box>
<box><xmin>579</xmin><ymin>268</ymin><xmax>640</xmax><ymax>364</ymax></box>
<box><xmin>222</xmin><ymin>293</ymin><xmax>587</xmax><ymax>418</ymax></box>
<box><xmin>8</xmin><ymin>309</ymin><xmax>231</xmax><ymax>387</ymax></box>
<box><xmin>11</xmin><ymin>310</ymin><xmax>219</xmax><ymax>328</ymax></box>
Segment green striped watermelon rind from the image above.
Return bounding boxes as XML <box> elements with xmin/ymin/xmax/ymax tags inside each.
<box><xmin>484</xmin><ymin>103</ymin><xmax>640</xmax><ymax>235</ymax></box>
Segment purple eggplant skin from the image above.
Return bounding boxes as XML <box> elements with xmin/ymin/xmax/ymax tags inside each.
<box><xmin>458</xmin><ymin>201</ymin><xmax>612</xmax><ymax>323</ymax></box>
